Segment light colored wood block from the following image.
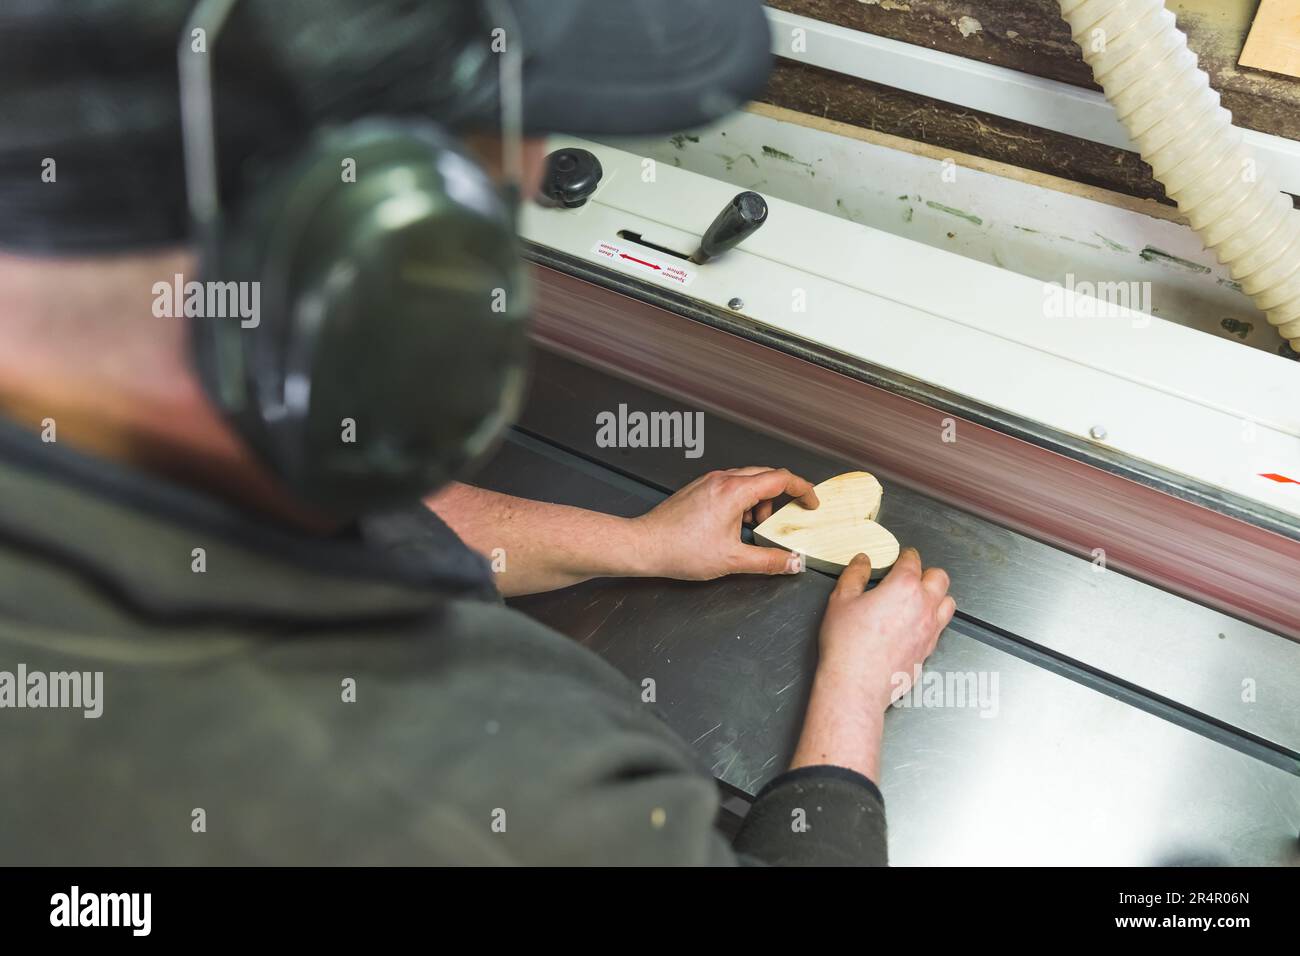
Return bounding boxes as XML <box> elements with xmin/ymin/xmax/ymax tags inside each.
<box><xmin>753</xmin><ymin>471</ymin><xmax>900</xmax><ymax>576</ymax></box>
<box><xmin>1240</xmin><ymin>0</ymin><xmax>1300</xmax><ymax>80</ymax></box>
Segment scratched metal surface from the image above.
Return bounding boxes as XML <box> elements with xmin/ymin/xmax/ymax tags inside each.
<box><xmin>475</xmin><ymin>430</ymin><xmax>823</xmax><ymax>790</ymax></box>
<box><xmin>502</xmin><ymin>350</ymin><xmax>1300</xmax><ymax>757</ymax></box>
<box><xmin>474</xmin><ymin>432</ymin><xmax>1300</xmax><ymax>864</ymax></box>
<box><xmin>516</xmin><ymin>571</ymin><xmax>823</xmax><ymax>791</ymax></box>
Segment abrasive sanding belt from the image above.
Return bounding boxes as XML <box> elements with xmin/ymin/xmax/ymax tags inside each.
<box><xmin>0</xmin><ymin>0</ymin><xmax>499</xmax><ymax>253</ymax></box>
<box><xmin>529</xmin><ymin>265</ymin><xmax>1300</xmax><ymax>640</ymax></box>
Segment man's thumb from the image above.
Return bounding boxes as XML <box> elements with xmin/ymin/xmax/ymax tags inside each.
<box><xmin>736</xmin><ymin>545</ymin><xmax>801</xmax><ymax>575</ymax></box>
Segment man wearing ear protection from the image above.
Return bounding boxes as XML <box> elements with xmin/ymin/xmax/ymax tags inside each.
<box><xmin>0</xmin><ymin>0</ymin><xmax>952</xmax><ymax>866</ymax></box>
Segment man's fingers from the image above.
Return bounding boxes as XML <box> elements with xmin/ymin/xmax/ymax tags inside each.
<box><xmin>891</xmin><ymin>546</ymin><xmax>923</xmax><ymax>580</ymax></box>
<box><xmin>937</xmin><ymin>595</ymin><xmax>956</xmax><ymax>630</ymax></box>
<box><xmin>730</xmin><ymin>468</ymin><xmax>819</xmax><ymax>512</ymax></box>
<box><xmin>734</xmin><ymin>544</ymin><xmax>802</xmax><ymax>575</ymax></box>
<box><xmin>921</xmin><ymin>566</ymin><xmax>950</xmax><ymax>601</ymax></box>
<box><xmin>833</xmin><ymin>552</ymin><xmax>873</xmax><ymax>596</ymax></box>
<box><xmin>753</xmin><ymin>500</ymin><xmax>774</xmax><ymax>524</ymax></box>
<box><xmin>725</xmin><ymin>469</ymin><xmax>773</xmax><ymax>526</ymax></box>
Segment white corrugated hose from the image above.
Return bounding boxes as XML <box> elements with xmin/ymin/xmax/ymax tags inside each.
<box><xmin>1057</xmin><ymin>0</ymin><xmax>1300</xmax><ymax>349</ymax></box>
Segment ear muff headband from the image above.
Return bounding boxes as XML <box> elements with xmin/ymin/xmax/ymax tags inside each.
<box><xmin>178</xmin><ymin>0</ymin><xmax>530</xmax><ymax>516</ymax></box>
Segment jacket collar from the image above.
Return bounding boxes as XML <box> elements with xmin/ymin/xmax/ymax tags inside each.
<box><xmin>0</xmin><ymin>416</ymin><xmax>491</xmax><ymax>624</ymax></box>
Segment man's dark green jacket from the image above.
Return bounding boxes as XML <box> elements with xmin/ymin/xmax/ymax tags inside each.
<box><xmin>0</xmin><ymin>420</ymin><xmax>886</xmax><ymax>865</ymax></box>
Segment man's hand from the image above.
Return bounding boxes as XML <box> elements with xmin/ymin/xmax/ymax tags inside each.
<box><xmin>791</xmin><ymin>548</ymin><xmax>955</xmax><ymax>782</ymax></box>
<box><xmin>429</xmin><ymin>468</ymin><xmax>818</xmax><ymax>597</ymax></box>
<box><xmin>633</xmin><ymin>467</ymin><xmax>820</xmax><ymax>580</ymax></box>
<box><xmin>819</xmin><ymin>548</ymin><xmax>954</xmax><ymax>709</ymax></box>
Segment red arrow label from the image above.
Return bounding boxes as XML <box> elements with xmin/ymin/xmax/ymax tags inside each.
<box><xmin>592</xmin><ymin>240</ymin><xmax>695</xmax><ymax>287</ymax></box>
<box><xmin>1260</xmin><ymin>473</ymin><xmax>1299</xmax><ymax>485</ymax></box>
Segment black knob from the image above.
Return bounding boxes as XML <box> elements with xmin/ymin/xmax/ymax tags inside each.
<box><xmin>691</xmin><ymin>191</ymin><xmax>768</xmax><ymax>264</ymax></box>
<box><xmin>540</xmin><ymin>148</ymin><xmax>603</xmax><ymax>208</ymax></box>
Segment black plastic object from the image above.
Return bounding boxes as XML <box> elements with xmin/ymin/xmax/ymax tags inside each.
<box><xmin>540</xmin><ymin>148</ymin><xmax>603</xmax><ymax>208</ymax></box>
<box><xmin>191</xmin><ymin>120</ymin><xmax>529</xmax><ymax>516</ymax></box>
<box><xmin>691</xmin><ymin>191</ymin><xmax>768</xmax><ymax>264</ymax></box>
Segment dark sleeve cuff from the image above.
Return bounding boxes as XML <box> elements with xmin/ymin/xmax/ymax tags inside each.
<box><xmin>732</xmin><ymin>765</ymin><xmax>887</xmax><ymax>866</ymax></box>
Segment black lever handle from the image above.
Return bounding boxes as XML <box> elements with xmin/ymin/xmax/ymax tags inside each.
<box><xmin>539</xmin><ymin>147</ymin><xmax>603</xmax><ymax>208</ymax></box>
<box><xmin>690</xmin><ymin>191</ymin><xmax>768</xmax><ymax>264</ymax></box>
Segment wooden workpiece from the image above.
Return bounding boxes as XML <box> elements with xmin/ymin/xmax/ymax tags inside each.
<box><xmin>1240</xmin><ymin>0</ymin><xmax>1300</xmax><ymax>79</ymax></box>
<box><xmin>754</xmin><ymin>471</ymin><xmax>900</xmax><ymax>575</ymax></box>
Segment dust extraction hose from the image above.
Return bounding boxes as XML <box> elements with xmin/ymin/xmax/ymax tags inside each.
<box><xmin>1057</xmin><ymin>0</ymin><xmax>1300</xmax><ymax>349</ymax></box>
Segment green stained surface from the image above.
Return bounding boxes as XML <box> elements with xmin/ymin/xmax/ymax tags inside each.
<box><xmin>718</xmin><ymin>152</ymin><xmax>758</xmax><ymax>172</ymax></box>
<box><xmin>925</xmin><ymin>200</ymin><xmax>983</xmax><ymax>226</ymax></box>
<box><xmin>1139</xmin><ymin>246</ymin><xmax>1212</xmax><ymax>274</ymax></box>
<box><xmin>761</xmin><ymin>145</ymin><xmax>814</xmax><ymax>170</ymax></box>
<box><xmin>1220</xmin><ymin>317</ymin><xmax>1254</xmax><ymax>340</ymax></box>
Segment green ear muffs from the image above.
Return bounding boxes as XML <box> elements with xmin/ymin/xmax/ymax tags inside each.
<box><xmin>189</xmin><ymin>118</ymin><xmax>530</xmax><ymax>516</ymax></box>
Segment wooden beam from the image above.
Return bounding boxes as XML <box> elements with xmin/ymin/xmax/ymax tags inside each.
<box><xmin>746</xmin><ymin>101</ymin><xmax>1186</xmax><ymax>224</ymax></box>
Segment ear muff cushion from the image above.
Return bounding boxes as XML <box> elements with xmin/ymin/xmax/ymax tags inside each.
<box><xmin>192</xmin><ymin>119</ymin><xmax>529</xmax><ymax>515</ymax></box>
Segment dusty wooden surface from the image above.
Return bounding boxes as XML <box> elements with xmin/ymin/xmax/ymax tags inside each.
<box><xmin>762</xmin><ymin>0</ymin><xmax>1300</xmax><ymax>203</ymax></box>
<box><xmin>770</xmin><ymin>0</ymin><xmax>1097</xmax><ymax>87</ymax></box>
<box><xmin>747</xmin><ymin>101</ymin><xmax>1187</xmax><ymax>222</ymax></box>
<box><xmin>760</xmin><ymin>59</ymin><xmax>1171</xmax><ymax>204</ymax></box>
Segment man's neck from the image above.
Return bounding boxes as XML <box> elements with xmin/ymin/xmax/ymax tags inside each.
<box><xmin>0</xmin><ymin>248</ymin><xmax>324</xmax><ymax>527</ymax></box>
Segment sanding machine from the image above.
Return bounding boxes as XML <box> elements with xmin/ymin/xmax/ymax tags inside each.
<box><xmin>473</xmin><ymin>4</ymin><xmax>1300</xmax><ymax>865</ymax></box>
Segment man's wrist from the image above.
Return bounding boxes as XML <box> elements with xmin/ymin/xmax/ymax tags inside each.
<box><xmin>815</xmin><ymin>641</ymin><xmax>896</xmax><ymax>713</ymax></box>
<box><xmin>791</xmin><ymin>661</ymin><xmax>887</xmax><ymax>781</ymax></box>
<box><xmin>608</xmin><ymin>514</ymin><xmax>661</xmax><ymax>579</ymax></box>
